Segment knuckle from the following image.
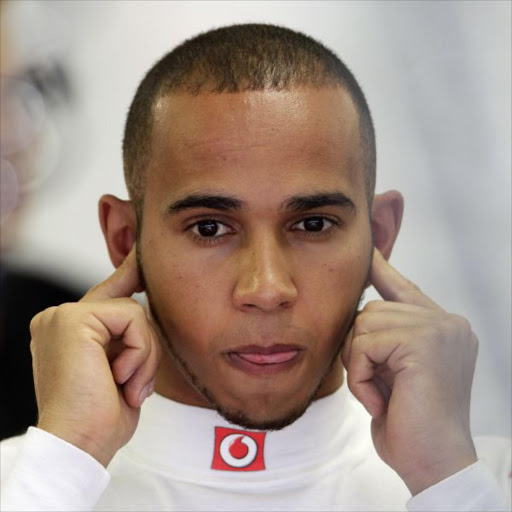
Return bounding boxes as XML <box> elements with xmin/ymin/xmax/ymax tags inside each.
<box><xmin>353</xmin><ymin>316</ymin><xmax>370</xmax><ymax>336</ymax></box>
<box><xmin>29</xmin><ymin>312</ymin><xmax>42</xmax><ymax>335</ymax></box>
<box><xmin>120</xmin><ymin>297</ymin><xmax>145</xmax><ymax>317</ymax></box>
<box><xmin>133</xmin><ymin>300</ymin><xmax>146</xmax><ymax>316</ymax></box>
<box><xmin>450</xmin><ymin>313</ymin><xmax>472</xmax><ymax>332</ymax></box>
<box><xmin>53</xmin><ymin>302</ymin><xmax>78</xmax><ymax>319</ymax></box>
<box><xmin>444</xmin><ymin>313</ymin><xmax>473</xmax><ymax>340</ymax></box>
<box><xmin>132</xmin><ymin>302</ymin><xmax>148</xmax><ymax>323</ymax></box>
<box><xmin>29</xmin><ymin>306</ymin><xmax>58</xmax><ymax>334</ymax></box>
<box><xmin>120</xmin><ymin>296</ymin><xmax>139</xmax><ymax>306</ymax></box>
<box><xmin>363</xmin><ymin>300</ymin><xmax>382</xmax><ymax>312</ymax></box>
<box><xmin>349</xmin><ymin>332</ymin><xmax>366</xmax><ymax>353</ymax></box>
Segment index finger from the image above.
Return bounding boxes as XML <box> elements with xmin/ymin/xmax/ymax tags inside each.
<box><xmin>81</xmin><ymin>246</ymin><xmax>143</xmax><ymax>302</ymax></box>
<box><xmin>370</xmin><ymin>248</ymin><xmax>444</xmax><ymax>311</ymax></box>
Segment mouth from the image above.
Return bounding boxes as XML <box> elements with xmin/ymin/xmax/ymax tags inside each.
<box><xmin>225</xmin><ymin>344</ymin><xmax>304</xmax><ymax>376</ymax></box>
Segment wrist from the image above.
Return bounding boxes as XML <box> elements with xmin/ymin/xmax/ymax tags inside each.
<box><xmin>402</xmin><ymin>448</ymin><xmax>478</xmax><ymax>496</ymax></box>
<box><xmin>38</xmin><ymin>415</ymin><xmax>116</xmax><ymax>468</ymax></box>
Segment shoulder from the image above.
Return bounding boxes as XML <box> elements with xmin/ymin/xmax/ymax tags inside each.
<box><xmin>0</xmin><ymin>433</ymin><xmax>26</xmax><ymax>483</ymax></box>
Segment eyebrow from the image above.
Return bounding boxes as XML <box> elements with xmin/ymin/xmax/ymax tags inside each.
<box><xmin>167</xmin><ymin>194</ymin><xmax>245</xmax><ymax>214</ymax></box>
<box><xmin>283</xmin><ymin>192</ymin><xmax>356</xmax><ymax>213</ymax></box>
<box><xmin>166</xmin><ymin>191</ymin><xmax>355</xmax><ymax>215</ymax></box>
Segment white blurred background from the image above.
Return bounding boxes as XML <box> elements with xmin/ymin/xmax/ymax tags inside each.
<box><xmin>2</xmin><ymin>0</ymin><xmax>510</xmax><ymax>437</ymax></box>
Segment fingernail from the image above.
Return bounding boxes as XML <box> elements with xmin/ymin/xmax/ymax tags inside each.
<box><xmin>139</xmin><ymin>378</ymin><xmax>156</xmax><ymax>404</ymax></box>
<box><xmin>148</xmin><ymin>378</ymin><xmax>156</xmax><ymax>396</ymax></box>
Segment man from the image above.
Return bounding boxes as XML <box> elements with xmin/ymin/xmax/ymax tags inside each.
<box><xmin>1</xmin><ymin>24</ymin><xmax>510</xmax><ymax>511</ymax></box>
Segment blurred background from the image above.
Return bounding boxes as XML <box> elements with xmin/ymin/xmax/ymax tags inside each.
<box><xmin>1</xmin><ymin>0</ymin><xmax>510</xmax><ymax>438</ymax></box>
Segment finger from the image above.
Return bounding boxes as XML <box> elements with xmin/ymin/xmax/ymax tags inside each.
<box><xmin>122</xmin><ymin>331</ymin><xmax>162</xmax><ymax>408</ymax></box>
<box><xmin>346</xmin><ymin>328</ymin><xmax>408</xmax><ymax>417</ymax></box>
<box><xmin>373</xmin><ymin>373</ymin><xmax>392</xmax><ymax>405</ymax></box>
<box><xmin>362</xmin><ymin>299</ymin><xmax>441</xmax><ymax>315</ymax></box>
<box><xmin>81</xmin><ymin>247</ymin><xmax>143</xmax><ymax>302</ymax></box>
<box><xmin>343</xmin><ymin>302</ymin><xmax>433</xmax><ymax>368</ymax></box>
<box><xmin>346</xmin><ymin>350</ymin><xmax>387</xmax><ymax>418</ymax></box>
<box><xmin>76</xmin><ymin>297</ymin><xmax>160</xmax><ymax>408</ymax></box>
<box><xmin>110</xmin><ymin>338</ymin><xmax>150</xmax><ymax>386</ymax></box>
<box><xmin>108</xmin><ymin>298</ymin><xmax>163</xmax><ymax>389</ymax></box>
<box><xmin>354</xmin><ymin>307</ymin><xmax>438</xmax><ymax>336</ymax></box>
<box><xmin>68</xmin><ymin>299</ymin><xmax>150</xmax><ymax>351</ymax></box>
<box><xmin>110</xmin><ymin>324</ymin><xmax>159</xmax><ymax>388</ymax></box>
<box><xmin>370</xmin><ymin>249</ymin><xmax>443</xmax><ymax>311</ymax></box>
<box><xmin>106</xmin><ymin>301</ymin><xmax>157</xmax><ymax>383</ymax></box>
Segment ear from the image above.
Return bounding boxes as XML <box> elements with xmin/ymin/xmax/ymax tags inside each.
<box><xmin>371</xmin><ymin>190</ymin><xmax>404</xmax><ymax>261</ymax></box>
<box><xmin>99</xmin><ymin>194</ymin><xmax>137</xmax><ymax>269</ymax></box>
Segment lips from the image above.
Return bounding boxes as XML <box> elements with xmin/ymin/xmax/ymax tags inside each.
<box><xmin>226</xmin><ymin>344</ymin><xmax>304</xmax><ymax>375</ymax></box>
<box><xmin>237</xmin><ymin>351</ymin><xmax>297</xmax><ymax>364</ymax></box>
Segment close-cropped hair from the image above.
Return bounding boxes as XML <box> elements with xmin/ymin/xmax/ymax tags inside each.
<box><xmin>122</xmin><ymin>23</ymin><xmax>376</xmax><ymax>221</ymax></box>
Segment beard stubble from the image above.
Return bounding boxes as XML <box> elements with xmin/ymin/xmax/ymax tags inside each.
<box><xmin>136</xmin><ymin>244</ymin><xmax>370</xmax><ymax>431</ymax></box>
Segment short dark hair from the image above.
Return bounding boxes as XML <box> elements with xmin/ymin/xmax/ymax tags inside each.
<box><xmin>123</xmin><ymin>23</ymin><xmax>376</xmax><ymax>219</ymax></box>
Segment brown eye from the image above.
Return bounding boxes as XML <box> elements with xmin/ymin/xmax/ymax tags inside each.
<box><xmin>190</xmin><ymin>219</ymin><xmax>233</xmax><ymax>239</ymax></box>
<box><xmin>303</xmin><ymin>217</ymin><xmax>325</xmax><ymax>232</ymax></box>
<box><xmin>294</xmin><ymin>216</ymin><xmax>334</xmax><ymax>232</ymax></box>
<box><xmin>195</xmin><ymin>220</ymin><xmax>219</xmax><ymax>237</ymax></box>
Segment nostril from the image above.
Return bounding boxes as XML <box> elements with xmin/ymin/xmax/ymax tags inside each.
<box><xmin>241</xmin><ymin>299</ymin><xmax>292</xmax><ymax>312</ymax></box>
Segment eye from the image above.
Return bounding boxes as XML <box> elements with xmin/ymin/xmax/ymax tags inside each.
<box><xmin>292</xmin><ymin>216</ymin><xmax>336</xmax><ymax>233</ymax></box>
<box><xmin>190</xmin><ymin>219</ymin><xmax>233</xmax><ymax>238</ymax></box>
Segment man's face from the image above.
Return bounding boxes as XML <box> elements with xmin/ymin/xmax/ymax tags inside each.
<box><xmin>139</xmin><ymin>87</ymin><xmax>372</xmax><ymax>429</ymax></box>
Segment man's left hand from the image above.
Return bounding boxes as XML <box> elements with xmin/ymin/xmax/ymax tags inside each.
<box><xmin>342</xmin><ymin>249</ymin><xmax>478</xmax><ymax>496</ymax></box>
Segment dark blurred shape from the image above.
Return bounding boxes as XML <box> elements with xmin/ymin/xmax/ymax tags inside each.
<box><xmin>0</xmin><ymin>269</ymin><xmax>81</xmax><ymax>439</ymax></box>
<box><xmin>0</xmin><ymin>0</ymin><xmax>83</xmax><ymax>439</ymax></box>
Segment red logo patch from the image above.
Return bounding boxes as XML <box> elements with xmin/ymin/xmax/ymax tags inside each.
<box><xmin>211</xmin><ymin>427</ymin><xmax>266</xmax><ymax>471</ymax></box>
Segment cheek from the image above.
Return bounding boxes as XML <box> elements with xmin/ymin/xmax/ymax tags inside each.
<box><xmin>297</xmin><ymin>240</ymin><xmax>371</xmax><ymax>328</ymax></box>
<box><xmin>325</xmin><ymin>249</ymin><xmax>370</xmax><ymax>291</ymax></box>
<box><xmin>141</xmin><ymin>235</ymin><xmax>229</xmax><ymax>342</ymax></box>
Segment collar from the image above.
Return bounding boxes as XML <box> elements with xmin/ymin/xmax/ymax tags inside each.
<box><xmin>123</xmin><ymin>382</ymin><xmax>368</xmax><ymax>480</ymax></box>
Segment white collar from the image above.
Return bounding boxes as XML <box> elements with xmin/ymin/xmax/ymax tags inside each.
<box><xmin>124</xmin><ymin>382</ymin><xmax>368</xmax><ymax>481</ymax></box>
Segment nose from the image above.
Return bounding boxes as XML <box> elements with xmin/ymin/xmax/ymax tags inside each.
<box><xmin>233</xmin><ymin>234</ymin><xmax>298</xmax><ymax>312</ymax></box>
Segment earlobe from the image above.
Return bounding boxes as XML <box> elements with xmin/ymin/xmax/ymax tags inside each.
<box><xmin>99</xmin><ymin>194</ymin><xmax>137</xmax><ymax>268</ymax></box>
<box><xmin>371</xmin><ymin>190</ymin><xmax>404</xmax><ymax>261</ymax></box>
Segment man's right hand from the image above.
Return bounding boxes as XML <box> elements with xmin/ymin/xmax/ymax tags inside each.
<box><xmin>29</xmin><ymin>247</ymin><xmax>161</xmax><ymax>467</ymax></box>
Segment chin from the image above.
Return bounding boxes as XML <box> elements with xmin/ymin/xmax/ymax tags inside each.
<box><xmin>205</xmin><ymin>379</ymin><xmax>325</xmax><ymax>431</ymax></box>
<box><xmin>215</xmin><ymin>398</ymin><xmax>312</xmax><ymax>431</ymax></box>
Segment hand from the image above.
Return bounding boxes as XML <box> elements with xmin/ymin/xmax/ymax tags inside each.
<box><xmin>342</xmin><ymin>249</ymin><xmax>478</xmax><ymax>495</ymax></box>
<box><xmin>30</xmin><ymin>247</ymin><xmax>161</xmax><ymax>467</ymax></box>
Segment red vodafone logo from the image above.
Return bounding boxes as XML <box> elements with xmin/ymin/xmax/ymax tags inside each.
<box><xmin>212</xmin><ymin>427</ymin><xmax>266</xmax><ymax>471</ymax></box>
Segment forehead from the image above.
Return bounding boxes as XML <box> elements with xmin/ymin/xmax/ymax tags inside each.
<box><xmin>148</xmin><ymin>87</ymin><xmax>364</xmax><ymax>203</ymax></box>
